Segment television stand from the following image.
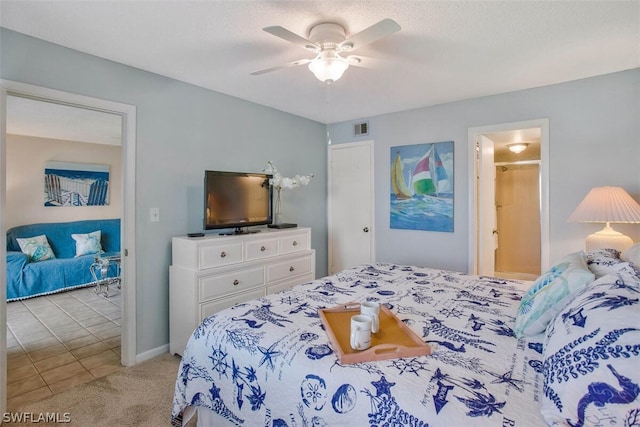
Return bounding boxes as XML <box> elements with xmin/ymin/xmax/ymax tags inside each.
<box><xmin>169</xmin><ymin>227</ymin><xmax>315</xmax><ymax>355</ymax></box>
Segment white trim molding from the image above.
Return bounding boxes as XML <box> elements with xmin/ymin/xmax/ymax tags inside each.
<box><xmin>0</xmin><ymin>80</ymin><xmax>138</xmax><ymax>415</ymax></box>
<box><xmin>467</xmin><ymin>118</ymin><xmax>550</xmax><ymax>275</ymax></box>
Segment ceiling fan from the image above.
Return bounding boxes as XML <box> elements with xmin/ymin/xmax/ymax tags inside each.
<box><xmin>251</xmin><ymin>18</ymin><xmax>401</xmax><ymax>83</ymax></box>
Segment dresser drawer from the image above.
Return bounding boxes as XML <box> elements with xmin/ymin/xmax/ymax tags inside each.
<box><xmin>279</xmin><ymin>232</ymin><xmax>309</xmax><ymax>255</ymax></box>
<box><xmin>245</xmin><ymin>237</ymin><xmax>278</xmax><ymax>261</ymax></box>
<box><xmin>200</xmin><ymin>288</ymin><xmax>265</xmax><ymax>319</ymax></box>
<box><xmin>267</xmin><ymin>272</ymin><xmax>314</xmax><ymax>295</ymax></box>
<box><xmin>199</xmin><ymin>242</ymin><xmax>243</xmax><ymax>269</ymax></box>
<box><xmin>266</xmin><ymin>255</ymin><xmax>312</xmax><ymax>283</ymax></box>
<box><xmin>199</xmin><ymin>266</ymin><xmax>264</xmax><ymax>301</ymax></box>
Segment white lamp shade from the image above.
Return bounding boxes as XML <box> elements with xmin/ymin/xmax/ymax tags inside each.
<box><xmin>308</xmin><ymin>51</ymin><xmax>349</xmax><ymax>83</ymax></box>
<box><xmin>569</xmin><ymin>186</ymin><xmax>640</xmax><ymax>252</ymax></box>
<box><xmin>568</xmin><ymin>186</ymin><xmax>640</xmax><ymax>223</ymax></box>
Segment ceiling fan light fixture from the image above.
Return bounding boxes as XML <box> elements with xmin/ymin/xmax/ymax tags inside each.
<box><xmin>308</xmin><ymin>51</ymin><xmax>349</xmax><ymax>83</ymax></box>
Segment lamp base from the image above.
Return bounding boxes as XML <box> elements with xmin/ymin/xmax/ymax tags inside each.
<box><xmin>585</xmin><ymin>225</ymin><xmax>634</xmax><ymax>252</ymax></box>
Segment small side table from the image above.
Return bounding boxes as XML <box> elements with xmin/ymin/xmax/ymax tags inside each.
<box><xmin>90</xmin><ymin>253</ymin><xmax>121</xmax><ymax>297</ymax></box>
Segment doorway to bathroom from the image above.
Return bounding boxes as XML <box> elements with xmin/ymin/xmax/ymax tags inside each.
<box><xmin>468</xmin><ymin>119</ymin><xmax>550</xmax><ymax>280</ymax></box>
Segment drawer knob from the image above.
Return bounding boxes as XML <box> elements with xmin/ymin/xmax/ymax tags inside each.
<box><xmin>260</xmin><ymin>246</ymin><xmax>266</xmax><ymax>252</ymax></box>
<box><xmin>220</xmin><ymin>251</ymin><xmax>226</xmax><ymax>258</ymax></box>
<box><xmin>233</xmin><ymin>279</ymin><xmax>239</xmax><ymax>286</ymax></box>
<box><xmin>292</xmin><ymin>241</ymin><xmax>298</xmax><ymax>246</ymax></box>
<box><xmin>289</xmin><ymin>266</ymin><xmax>295</xmax><ymax>272</ymax></box>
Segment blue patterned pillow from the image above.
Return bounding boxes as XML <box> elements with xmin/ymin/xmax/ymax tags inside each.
<box><xmin>541</xmin><ymin>274</ymin><xmax>640</xmax><ymax>426</ymax></box>
<box><xmin>71</xmin><ymin>230</ymin><xmax>103</xmax><ymax>257</ymax></box>
<box><xmin>514</xmin><ymin>251</ymin><xmax>595</xmax><ymax>337</ymax></box>
<box><xmin>16</xmin><ymin>234</ymin><xmax>56</xmax><ymax>262</ymax></box>
<box><xmin>586</xmin><ymin>248</ymin><xmax>624</xmax><ymax>278</ymax></box>
<box><xmin>586</xmin><ymin>249</ymin><xmax>640</xmax><ymax>284</ymax></box>
<box><xmin>599</xmin><ymin>261</ymin><xmax>640</xmax><ymax>286</ymax></box>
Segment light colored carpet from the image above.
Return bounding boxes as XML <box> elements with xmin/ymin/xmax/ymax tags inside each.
<box><xmin>8</xmin><ymin>352</ymin><xmax>188</xmax><ymax>426</ymax></box>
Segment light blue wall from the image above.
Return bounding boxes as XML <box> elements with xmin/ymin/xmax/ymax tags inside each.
<box><xmin>3</xmin><ymin>26</ymin><xmax>639</xmax><ymax>355</ymax></box>
<box><xmin>329</xmin><ymin>69</ymin><xmax>640</xmax><ymax>272</ymax></box>
<box><xmin>1</xmin><ymin>28</ymin><xmax>328</xmax><ymax>355</ymax></box>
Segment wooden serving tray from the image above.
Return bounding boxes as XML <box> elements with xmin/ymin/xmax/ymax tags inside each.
<box><xmin>318</xmin><ymin>303</ymin><xmax>431</xmax><ymax>364</ymax></box>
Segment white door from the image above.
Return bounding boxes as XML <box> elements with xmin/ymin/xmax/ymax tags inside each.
<box><xmin>328</xmin><ymin>141</ymin><xmax>374</xmax><ymax>274</ymax></box>
<box><xmin>477</xmin><ymin>135</ymin><xmax>497</xmax><ymax>276</ymax></box>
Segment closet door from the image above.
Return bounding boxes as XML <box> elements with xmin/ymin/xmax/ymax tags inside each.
<box><xmin>328</xmin><ymin>141</ymin><xmax>374</xmax><ymax>274</ymax></box>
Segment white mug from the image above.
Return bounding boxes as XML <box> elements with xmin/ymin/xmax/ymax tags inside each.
<box><xmin>350</xmin><ymin>315</ymin><xmax>372</xmax><ymax>351</ymax></box>
<box><xmin>361</xmin><ymin>301</ymin><xmax>380</xmax><ymax>333</ymax></box>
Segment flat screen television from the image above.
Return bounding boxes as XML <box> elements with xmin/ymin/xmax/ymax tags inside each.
<box><xmin>204</xmin><ymin>170</ymin><xmax>273</xmax><ymax>233</ymax></box>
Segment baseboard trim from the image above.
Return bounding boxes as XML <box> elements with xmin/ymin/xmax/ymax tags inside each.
<box><xmin>135</xmin><ymin>344</ymin><xmax>170</xmax><ymax>364</ymax></box>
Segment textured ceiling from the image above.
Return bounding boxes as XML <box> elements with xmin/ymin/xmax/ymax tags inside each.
<box><xmin>7</xmin><ymin>96</ymin><xmax>122</xmax><ymax>145</ymax></box>
<box><xmin>1</xmin><ymin>1</ymin><xmax>639</xmax><ymax>124</ymax></box>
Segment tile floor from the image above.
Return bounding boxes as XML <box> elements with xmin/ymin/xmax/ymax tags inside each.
<box><xmin>5</xmin><ymin>286</ymin><xmax>122</xmax><ymax>411</ymax></box>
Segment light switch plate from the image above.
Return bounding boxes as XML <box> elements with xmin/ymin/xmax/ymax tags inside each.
<box><xmin>150</xmin><ymin>208</ymin><xmax>160</xmax><ymax>222</ymax></box>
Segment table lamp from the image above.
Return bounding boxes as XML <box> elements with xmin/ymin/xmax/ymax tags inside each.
<box><xmin>568</xmin><ymin>186</ymin><xmax>640</xmax><ymax>252</ymax></box>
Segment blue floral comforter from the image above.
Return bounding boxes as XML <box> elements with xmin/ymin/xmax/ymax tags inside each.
<box><xmin>172</xmin><ymin>263</ymin><xmax>547</xmax><ymax>426</ymax></box>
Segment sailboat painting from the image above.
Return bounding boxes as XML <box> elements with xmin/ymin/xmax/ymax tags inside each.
<box><xmin>390</xmin><ymin>141</ymin><xmax>454</xmax><ymax>232</ymax></box>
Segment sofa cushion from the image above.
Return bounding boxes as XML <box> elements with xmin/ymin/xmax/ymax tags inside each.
<box><xmin>7</xmin><ymin>218</ymin><xmax>120</xmax><ymax>259</ymax></box>
<box><xmin>16</xmin><ymin>234</ymin><xmax>56</xmax><ymax>262</ymax></box>
<box><xmin>72</xmin><ymin>230</ymin><xmax>103</xmax><ymax>257</ymax></box>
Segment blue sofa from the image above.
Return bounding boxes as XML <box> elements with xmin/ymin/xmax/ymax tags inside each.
<box><xmin>6</xmin><ymin>218</ymin><xmax>120</xmax><ymax>301</ymax></box>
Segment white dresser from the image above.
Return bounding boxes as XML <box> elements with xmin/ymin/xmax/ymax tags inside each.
<box><xmin>169</xmin><ymin>227</ymin><xmax>315</xmax><ymax>355</ymax></box>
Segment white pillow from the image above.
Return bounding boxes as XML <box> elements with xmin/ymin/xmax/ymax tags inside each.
<box><xmin>16</xmin><ymin>234</ymin><xmax>56</xmax><ymax>262</ymax></box>
<box><xmin>541</xmin><ymin>274</ymin><xmax>640</xmax><ymax>426</ymax></box>
<box><xmin>621</xmin><ymin>243</ymin><xmax>640</xmax><ymax>267</ymax></box>
<box><xmin>514</xmin><ymin>251</ymin><xmax>595</xmax><ymax>337</ymax></box>
<box><xmin>71</xmin><ymin>230</ymin><xmax>103</xmax><ymax>257</ymax></box>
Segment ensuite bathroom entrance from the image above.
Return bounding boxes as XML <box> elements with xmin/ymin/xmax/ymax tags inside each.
<box><xmin>470</xmin><ymin>118</ymin><xmax>549</xmax><ymax>281</ymax></box>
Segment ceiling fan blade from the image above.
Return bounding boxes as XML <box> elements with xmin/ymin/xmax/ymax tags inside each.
<box><xmin>250</xmin><ymin>58</ymin><xmax>313</xmax><ymax>76</ymax></box>
<box><xmin>263</xmin><ymin>26</ymin><xmax>320</xmax><ymax>52</ymax></box>
<box><xmin>340</xmin><ymin>18</ymin><xmax>401</xmax><ymax>51</ymax></box>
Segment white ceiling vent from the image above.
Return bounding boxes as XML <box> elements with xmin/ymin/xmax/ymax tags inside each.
<box><xmin>354</xmin><ymin>121</ymin><xmax>369</xmax><ymax>136</ymax></box>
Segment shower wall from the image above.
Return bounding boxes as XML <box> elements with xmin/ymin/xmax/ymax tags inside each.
<box><xmin>495</xmin><ymin>163</ymin><xmax>541</xmax><ymax>275</ymax></box>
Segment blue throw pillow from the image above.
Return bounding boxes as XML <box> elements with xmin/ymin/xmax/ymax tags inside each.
<box><xmin>514</xmin><ymin>251</ymin><xmax>594</xmax><ymax>337</ymax></box>
<box><xmin>541</xmin><ymin>273</ymin><xmax>640</xmax><ymax>426</ymax></box>
<box><xmin>16</xmin><ymin>234</ymin><xmax>56</xmax><ymax>262</ymax></box>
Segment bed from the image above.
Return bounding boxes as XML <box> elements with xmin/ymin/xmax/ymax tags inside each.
<box><xmin>172</xmin><ymin>252</ymin><xmax>640</xmax><ymax>427</ymax></box>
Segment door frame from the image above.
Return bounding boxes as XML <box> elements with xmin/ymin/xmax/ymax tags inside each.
<box><xmin>467</xmin><ymin>118</ymin><xmax>550</xmax><ymax>275</ymax></box>
<box><xmin>476</xmin><ymin>135</ymin><xmax>497</xmax><ymax>276</ymax></box>
<box><xmin>0</xmin><ymin>80</ymin><xmax>137</xmax><ymax>413</ymax></box>
<box><xmin>327</xmin><ymin>140</ymin><xmax>375</xmax><ymax>275</ymax></box>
